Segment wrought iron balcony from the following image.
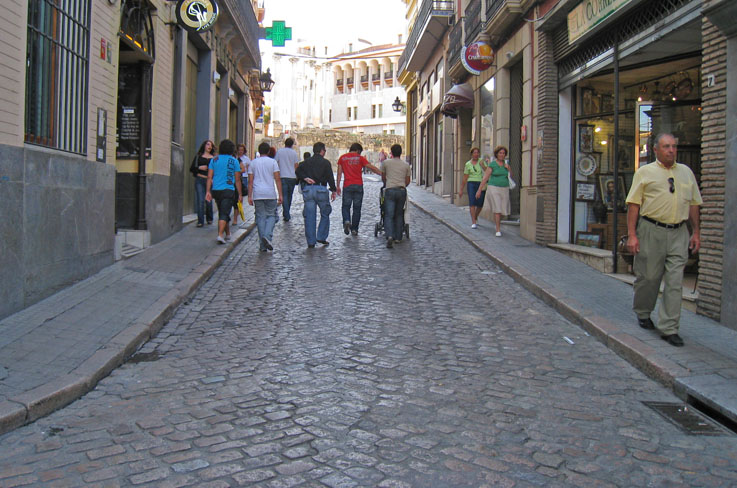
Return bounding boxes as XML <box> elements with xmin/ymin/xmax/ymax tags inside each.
<box><xmin>372</xmin><ymin>73</ymin><xmax>380</xmax><ymax>82</ymax></box>
<box><xmin>398</xmin><ymin>0</ymin><xmax>455</xmax><ymax>73</ymax></box>
<box><xmin>336</xmin><ymin>79</ymin><xmax>343</xmax><ymax>86</ymax></box>
<box><xmin>360</xmin><ymin>75</ymin><xmax>368</xmax><ymax>83</ymax></box>
<box><xmin>464</xmin><ymin>0</ymin><xmax>482</xmax><ymax>45</ymax></box>
<box><xmin>384</xmin><ymin>71</ymin><xmax>394</xmax><ymax>79</ymax></box>
<box><xmin>484</xmin><ymin>0</ymin><xmax>537</xmax><ymax>44</ymax></box>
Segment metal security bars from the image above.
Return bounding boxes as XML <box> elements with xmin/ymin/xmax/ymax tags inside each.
<box><xmin>25</xmin><ymin>0</ymin><xmax>91</xmax><ymax>154</ymax></box>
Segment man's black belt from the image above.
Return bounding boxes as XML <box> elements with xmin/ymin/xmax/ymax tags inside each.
<box><xmin>642</xmin><ymin>216</ymin><xmax>685</xmax><ymax>229</ymax></box>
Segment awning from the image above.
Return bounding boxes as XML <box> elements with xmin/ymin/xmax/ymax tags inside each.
<box><xmin>440</xmin><ymin>83</ymin><xmax>473</xmax><ymax>118</ymax></box>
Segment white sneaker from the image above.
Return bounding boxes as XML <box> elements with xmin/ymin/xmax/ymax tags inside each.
<box><xmin>217</xmin><ymin>236</ymin><xmax>226</xmax><ymax>244</ymax></box>
<box><xmin>495</xmin><ymin>232</ymin><xmax>502</xmax><ymax>237</ymax></box>
<box><xmin>471</xmin><ymin>224</ymin><xmax>478</xmax><ymax>229</ymax></box>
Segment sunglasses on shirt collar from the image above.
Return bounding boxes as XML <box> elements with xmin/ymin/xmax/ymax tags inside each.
<box><xmin>668</xmin><ymin>177</ymin><xmax>675</xmax><ymax>193</ymax></box>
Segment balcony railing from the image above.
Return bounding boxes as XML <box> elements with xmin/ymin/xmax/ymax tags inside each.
<box><xmin>360</xmin><ymin>75</ymin><xmax>368</xmax><ymax>83</ymax></box>
<box><xmin>446</xmin><ymin>18</ymin><xmax>463</xmax><ymax>69</ymax></box>
<box><xmin>336</xmin><ymin>79</ymin><xmax>343</xmax><ymax>86</ymax></box>
<box><xmin>372</xmin><ymin>73</ymin><xmax>380</xmax><ymax>82</ymax></box>
<box><xmin>486</xmin><ymin>0</ymin><xmax>505</xmax><ymax>20</ymax></box>
<box><xmin>464</xmin><ymin>0</ymin><xmax>482</xmax><ymax>45</ymax></box>
<box><xmin>346</xmin><ymin>78</ymin><xmax>354</xmax><ymax>85</ymax></box>
<box><xmin>398</xmin><ymin>0</ymin><xmax>455</xmax><ymax>73</ymax></box>
<box><xmin>384</xmin><ymin>71</ymin><xmax>394</xmax><ymax>79</ymax></box>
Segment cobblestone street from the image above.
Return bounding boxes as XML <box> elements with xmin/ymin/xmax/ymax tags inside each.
<box><xmin>0</xmin><ymin>181</ymin><xmax>735</xmax><ymax>487</ymax></box>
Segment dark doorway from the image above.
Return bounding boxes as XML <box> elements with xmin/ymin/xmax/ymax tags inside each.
<box><xmin>509</xmin><ymin>61</ymin><xmax>523</xmax><ymax>219</ymax></box>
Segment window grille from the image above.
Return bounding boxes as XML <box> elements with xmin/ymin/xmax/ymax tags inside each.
<box><xmin>556</xmin><ymin>0</ymin><xmax>692</xmax><ymax>77</ymax></box>
<box><xmin>25</xmin><ymin>0</ymin><xmax>91</xmax><ymax>154</ymax></box>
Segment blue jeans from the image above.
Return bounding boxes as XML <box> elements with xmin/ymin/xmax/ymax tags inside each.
<box><xmin>384</xmin><ymin>187</ymin><xmax>406</xmax><ymax>241</ymax></box>
<box><xmin>254</xmin><ymin>199</ymin><xmax>278</xmax><ymax>249</ymax></box>
<box><xmin>341</xmin><ymin>184</ymin><xmax>364</xmax><ymax>231</ymax></box>
<box><xmin>302</xmin><ymin>185</ymin><xmax>331</xmax><ymax>245</ymax></box>
<box><xmin>194</xmin><ymin>177</ymin><xmax>213</xmax><ymax>225</ymax></box>
<box><xmin>281</xmin><ymin>178</ymin><xmax>297</xmax><ymax>220</ymax></box>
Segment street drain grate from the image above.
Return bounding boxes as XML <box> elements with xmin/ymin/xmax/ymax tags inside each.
<box><xmin>128</xmin><ymin>351</ymin><xmax>160</xmax><ymax>364</ymax></box>
<box><xmin>643</xmin><ymin>401</ymin><xmax>731</xmax><ymax>436</ymax></box>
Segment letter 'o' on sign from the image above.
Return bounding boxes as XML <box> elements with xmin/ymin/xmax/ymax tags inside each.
<box><xmin>176</xmin><ymin>0</ymin><xmax>219</xmax><ymax>33</ymax></box>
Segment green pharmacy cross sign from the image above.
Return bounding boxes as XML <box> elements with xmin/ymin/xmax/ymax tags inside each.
<box><xmin>265</xmin><ymin>21</ymin><xmax>292</xmax><ymax>47</ymax></box>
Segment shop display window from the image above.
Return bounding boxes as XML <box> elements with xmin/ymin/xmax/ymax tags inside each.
<box><xmin>571</xmin><ymin>61</ymin><xmax>701</xmax><ymax>254</ymax></box>
<box><xmin>480</xmin><ymin>77</ymin><xmax>495</xmax><ymax>162</ymax></box>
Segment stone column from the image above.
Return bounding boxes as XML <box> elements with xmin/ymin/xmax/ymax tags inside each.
<box><xmin>703</xmin><ymin>0</ymin><xmax>737</xmax><ymax>327</ymax></box>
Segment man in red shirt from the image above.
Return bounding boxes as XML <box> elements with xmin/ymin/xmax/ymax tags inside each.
<box><xmin>336</xmin><ymin>143</ymin><xmax>382</xmax><ymax>236</ymax></box>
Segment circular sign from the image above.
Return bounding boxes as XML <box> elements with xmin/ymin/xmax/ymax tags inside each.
<box><xmin>576</xmin><ymin>154</ymin><xmax>597</xmax><ymax>176</ymax></box>
<box><xmin>176</xmin><ymin>0</ymin><xmax>219</xmax><ymax>33</ymax></box>
<box><xmin>461</xmin><ymin>41</ymin><xmax>494</xmax><ymax>76</ymax></box>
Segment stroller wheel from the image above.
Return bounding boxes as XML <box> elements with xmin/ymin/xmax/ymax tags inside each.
<box><xmin>404</xmin><ymin>224</ymin><xmax>410</xmax><ymax>239</ymax></box>
<box><xmin>374</xmin><ymin>223</ymin><xmax>379</xmax><ymax>237</ymax></box>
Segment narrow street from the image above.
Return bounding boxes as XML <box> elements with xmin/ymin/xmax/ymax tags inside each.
<box><xmin>0</xmin><ymin>181</ymin><xmax>735</xmax><ymax>487</ymax></box>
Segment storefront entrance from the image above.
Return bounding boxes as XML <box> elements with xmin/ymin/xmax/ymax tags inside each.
<box><xmin>571</xmin><ymin>59</ymin><xmax>701</xmax><ymax>257</ymax></box>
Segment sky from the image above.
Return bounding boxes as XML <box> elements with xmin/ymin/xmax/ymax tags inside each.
<box><xmin>260</xmin><ymin>0</ymin><xmax>407</xmax><ymax>57</ymax></box>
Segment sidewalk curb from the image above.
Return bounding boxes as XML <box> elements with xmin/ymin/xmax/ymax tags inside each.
<box><xmin>411</xmin><ymin>202</ymin><xmax>688</xmax><ymax>394</ymax></box>
<box><xmin>0</xmin><ymin>223</ymin><xmax>255</xmax><ymax>435</ymax></box>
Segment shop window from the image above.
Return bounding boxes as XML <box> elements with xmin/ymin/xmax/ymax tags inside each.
<box><xmin>571</xmin><ymin>62</ymin><xmax>701</xmax><ymax>253</ymax></box>
<box><xmin>480</xmin><ymin>77</ymin><xmax>495</xmax><ymax>161</ymax></box>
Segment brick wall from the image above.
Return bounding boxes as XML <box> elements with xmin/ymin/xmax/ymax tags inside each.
<box><xmin>534</xmin><ymin>30</ymin><xmax>559</xmax><ymax>245</ymax></box>
<box><xmin>697</xmin><ymin>12</ymin><xmax>727</xmax><ymax>320</ymax></box>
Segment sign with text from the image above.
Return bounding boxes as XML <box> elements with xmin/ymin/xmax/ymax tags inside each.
<box><xmin>567</xmin><ymin>0</ymin><xmax>632</xmax><ymax>43</ymax></box>
<box><xmin>176</xmin><ymin>0</ymin><xmax>219</xmax><ymax>33</ymax></box>
<box><xmin>461</xmin><ymin>41</ymin><xmax>493</xmax><ymax>76</ymax></box>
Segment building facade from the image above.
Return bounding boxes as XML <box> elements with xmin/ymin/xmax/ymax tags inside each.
<box><xmin>399</xmin><ymin>0</ymin><xmax>735</xmax><ymax>330</ymax></box>
<box><xmin>0</xmin><ymin>0</ymin><xmax>263</xmax><ymax>319</ymax></box>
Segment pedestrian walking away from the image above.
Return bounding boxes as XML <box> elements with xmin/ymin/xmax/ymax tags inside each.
<box><xmin>237</xmin><ymin>143</ymin><xmax>251</xmax><ymax>199</ymax></box>
<box><xmin>625</xmin><ymin>133</ymin><xmax>702</xmax><ymax>347</ymax></box>
<box><xmin>296</xmin><ymin>141</ymin><xmax>337</xmax><ymax>248</ymax></box>
<box><xmin>459</xmin><ymin>147</ymin><xmax>487</xmax><ymax>229</ymax></box>
<box><xmin>189</xmin><ymin>139</ymin><xmax>215</xmax><ymax>227</ymax></box>
<box><xmin>381</xmin><ymin>144</ymin><xmax>411</xmax><ymax>249</ymax></box>
<box><xmin>274</xmin><ymin>137</ymin><xmax>300</xmax><ymax>222</ymax></box>
<box><xmin>477</xmin><ymin>145</ymin><xmax>511</xmax><ymax>237</ymax></box>
<box><xmin>205</xmin><ymin>139</ymin><xmax>243</xmax><ymax>244</ymax></box>
<box><xmin>336</xmin><ymin>142</ymin><xmax>381</xmax><ymax>236</ymax></box>
<box><xmin>248</xmin><ymin>141</ymin><xmax>283</xmax><ymax>252</ymax></box>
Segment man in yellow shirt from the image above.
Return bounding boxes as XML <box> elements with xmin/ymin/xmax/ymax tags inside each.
<box><xmin>625</xmin><ymin>133</ymin><xmax>702</xmax><ymax>347</ymax></box>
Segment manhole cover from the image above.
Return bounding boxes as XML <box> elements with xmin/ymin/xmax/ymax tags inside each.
<box><xmin>128</xmin><ymin>351</ymin><xmax>160</xmax><ymax>364</ymax></box>
<box><xmin>643</xmin><ymin>402</ymin><xmax>730</xmax><ymax>436</ymax></box>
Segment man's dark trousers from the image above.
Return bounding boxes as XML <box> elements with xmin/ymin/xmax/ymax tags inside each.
<box><xmin>341</xmin><ymin>184</ymin><xmax>364</xmax><ymax>232</ymax></box>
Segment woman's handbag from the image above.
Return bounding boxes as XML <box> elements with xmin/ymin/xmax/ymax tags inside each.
<box><xmin>508</xmin><ymin>173</ymin><xmax>517</xmax><ymax>190</ymax></box>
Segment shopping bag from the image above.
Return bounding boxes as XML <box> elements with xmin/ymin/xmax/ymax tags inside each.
<box><xmin>237</xmin><ymin>201</ymin><xmax>245</xmax><ymax>220</ymax></box>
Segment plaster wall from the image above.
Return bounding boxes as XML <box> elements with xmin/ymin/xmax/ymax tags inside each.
<box><xmin>0</xmin><ymin>0</ymin><xmax>26</xmax><ymax>147</ymax></box>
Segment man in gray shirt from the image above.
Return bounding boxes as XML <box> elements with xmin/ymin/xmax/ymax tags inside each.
<box><xmin>381</xmin><ymin>144</ymin><xmax>411</xmax><ymax>249</ymax></box>
<box><xmin>274</xmin><ymin>137</ymin><xmax>300</xmax><ymax>222</ymax></box>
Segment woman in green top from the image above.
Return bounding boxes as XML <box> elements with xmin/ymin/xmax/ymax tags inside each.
<box><xmin>458</xmin><ymin>147</ymin><xmax>487</xmax><ymax>229</ymax></box>
<box><xmin>477</xmin><ymin>145</ymin><xmax>511</xmax><ymax>237</ymax></box>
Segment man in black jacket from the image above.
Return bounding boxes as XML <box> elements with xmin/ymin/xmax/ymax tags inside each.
<box><xmin>296</xmin><ymin>142</ymin><xmax>337</xmax><ymax>248</ymax></box>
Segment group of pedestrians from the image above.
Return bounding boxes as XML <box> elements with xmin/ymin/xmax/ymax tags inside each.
<box><xmin>458</xmin><ymin>146</ymin><xmax>512</xmax><ymax>237</ymax></box>
<box><xmin>193</xmin><ymin>137</ymin><xmax>410</xmax><ymax>251</ymax></box>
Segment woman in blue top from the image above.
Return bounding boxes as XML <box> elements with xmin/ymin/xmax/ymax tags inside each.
<box><xmin>476</xmin><ymin>145</ymin><xmax>511</xmax><ymax>237</ymax></box>
<box><xmin>205</xmin><ymin>139</ymin><xmax>243</xmax><ymax>244</ymax></box>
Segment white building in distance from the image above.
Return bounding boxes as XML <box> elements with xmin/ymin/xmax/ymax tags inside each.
<box><xmin>264</xmin><ymin>39</ymin><xmax>405</xmax><ymax>136</ymax></box>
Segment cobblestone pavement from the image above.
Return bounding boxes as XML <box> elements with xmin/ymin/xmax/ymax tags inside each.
<box><xmin>1</xmin><ymin>181</ymin><xmax>736</xmax><ymax>487</ymax></box>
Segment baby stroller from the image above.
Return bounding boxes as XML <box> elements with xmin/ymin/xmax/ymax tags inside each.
<box><xmin>374</xmin><ymin>186</ymin><xmax>410</xmax><ymax>239</ymax></box>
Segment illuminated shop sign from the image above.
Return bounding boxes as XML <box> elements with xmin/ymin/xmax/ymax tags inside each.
<box><xmin>461</xmin><ymin>41</ymin><xmax>494</xmax><ymax>76</ymax></box>
<box><xmin>176</xmin><ymin>0</ymin><xmax>219</xmax><ymax>33</ymax></box>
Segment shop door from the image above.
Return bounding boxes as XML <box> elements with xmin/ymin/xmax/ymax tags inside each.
<box><xmin>509</xmin><ymin>62</ymin><xmax>523</xmax><ymax>218</ymax></box>
<box><xmin>183</xmin><ymin>54</ymin><xmax>198</xmax><ymax>215</ymax></box>
<box><xmin>420</xmin><ymin>125</ymin><xmax>426</xmax><ymax>186</ymax></box>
